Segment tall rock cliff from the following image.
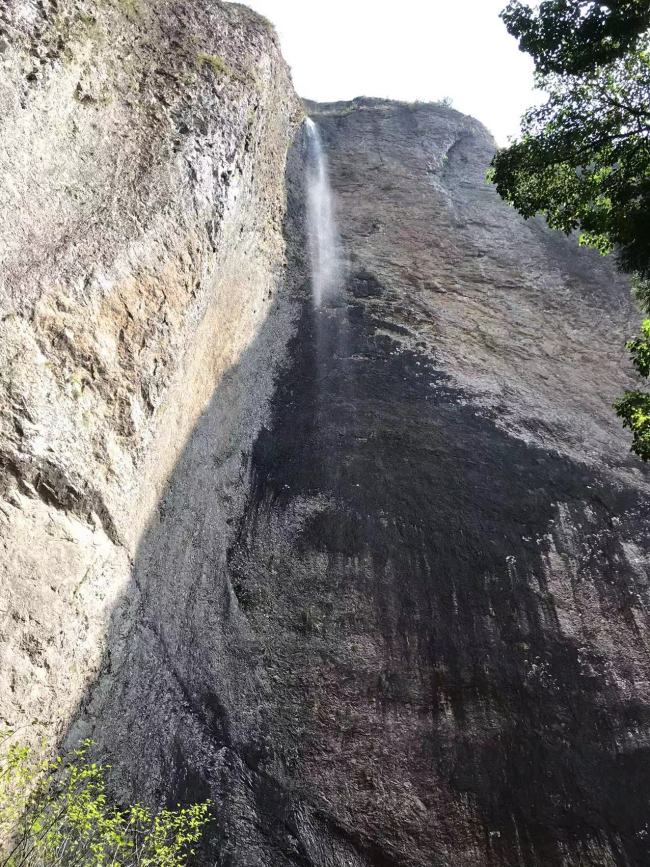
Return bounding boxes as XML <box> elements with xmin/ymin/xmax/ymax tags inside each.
<box><xmin>229</xmin><ymin>99</ymin><xmax>650</xmax><ymax>867</ymax></box>
<box><xmin>0</xmin><ymin>0</ymin><xmax>300</xmax><ymax>756</ymax></box>
<box><xmin>2</xmin><ymin>9</ymin><xmax>650</xmax><ymax>867</ymax></box>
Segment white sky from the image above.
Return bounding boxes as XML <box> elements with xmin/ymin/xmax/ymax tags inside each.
<box><xmin>241</xmin><ymin>0</ymin><xmax>540</xmax><ymax>145</ymax></box>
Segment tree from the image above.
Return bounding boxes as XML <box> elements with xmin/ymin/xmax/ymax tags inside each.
<box><xmin>0</xmin><ymin>734</ymin><xmax>211</xmax><ymax>867</ymax></box>
<box><xmin>501</xmin><ymin>0</ymin><xmax>650</xmax><ymax>75</ymax></box>
<box><xmin>489</xmin><ymin>1</ymin><xmax>650</xmax><ymax>459</ymax></box>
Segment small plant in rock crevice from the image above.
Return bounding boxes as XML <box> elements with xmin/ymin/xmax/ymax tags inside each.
<box><xmin>195</xmin><ymin>53</ymin><xmax>229</xmax><ymax>78</ymax></box>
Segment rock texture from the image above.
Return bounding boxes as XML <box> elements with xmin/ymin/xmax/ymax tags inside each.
<box><xmin>260</xmin><ymin>98</ymin><xmax>650</xmax><ymax>865</ymax></box>
<box><xmin>215</xmin><ymin>99</ymin><xmax>650</xmax><ymax>866</ymax></box>
<box><xmin>2</xmin><ymin>14</ymin><xmax>650</xmax><ymax>866</ymax></box>
<box><xmin>0</xmin><ymin>0</ymin><xmax>301</xmax><ymax>747</ymax></box>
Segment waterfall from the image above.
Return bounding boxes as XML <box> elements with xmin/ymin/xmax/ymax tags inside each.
<box><xmin>304</xmin><ymin>118</ymin><xmax>342</xmax><ymax>307</ymax></box>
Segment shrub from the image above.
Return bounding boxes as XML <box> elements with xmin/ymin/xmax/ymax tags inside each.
<box><xmin>0</xmin><ymin>734</ymin><xmax>211</xmax><ymax>867</ymax></box>
<box><xmin>196</xmin><ymin>53</ymin><xmax>229</xmax><ymax>77</ymax></box>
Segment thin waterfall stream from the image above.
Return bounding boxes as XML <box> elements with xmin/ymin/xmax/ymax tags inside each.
<box><xmin>302</xmin><ymin>115</ymin><xmax>354</xmax><ymax>499</ymax></box>
<box><xmin>304</xmin><ymin>117</ymin><xmax>343</xmax><ymax>307</ymax></box>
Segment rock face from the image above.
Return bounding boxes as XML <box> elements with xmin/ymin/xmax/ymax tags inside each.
<box><xmin>219</xmin><ymin>100</ymin><xmax>650</xmax><ymax>866</ymax></box>
<box><xmin>0</xmin><ymin>0</ymin><xmax>300</xmax><ymax>751</ymax></box>
<box><xmin>2</xmin><ymin>13</ymin><xmax>650</xmax><ymax>867</ymax></box>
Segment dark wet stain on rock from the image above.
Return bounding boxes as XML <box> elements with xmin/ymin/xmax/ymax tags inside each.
<box><xmin>349</xmin><ymin>269</ymin><xmax>385</xmax><ymax>299</ymax></box>
<box><xmin>228</xmin><ymin>281</ymin><xmax>650</xmax><ymax>865</ymax></box>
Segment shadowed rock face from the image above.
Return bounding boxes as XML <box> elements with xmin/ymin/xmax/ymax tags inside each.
<box><xmin>222</xmin><ymin>101</ymin><xmax>650</xmax><ymax>865</ymax></box>
<box><xmin>3</xmin><ymin>34</ymin><xmax>650</xmax><ymax>865</ymax></box>
<box><xmin>84</xmin><ymin>100</ymin><xmax>650</xmax><ymax>866</ymax></box>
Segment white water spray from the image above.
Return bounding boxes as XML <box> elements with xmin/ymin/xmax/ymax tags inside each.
<box><xmin>304</xmin><ymin>118</ymin><xmax>342</xmax><ymax>307</ymax></box>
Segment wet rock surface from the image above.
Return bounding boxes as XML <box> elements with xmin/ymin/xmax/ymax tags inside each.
<box><xmin>229</xmin><ymin>287</ymin><xmax>650</xmax><ymax>866</ymax></box>
<box><xmin>87</xmin><ymin>100</ymin><xmax>650</xmax><ymax>866</ymax></box>
<box><xmin>222</xmin><ymin>102</ymin><xmax>650</xmax><ymax>865</ymax></box>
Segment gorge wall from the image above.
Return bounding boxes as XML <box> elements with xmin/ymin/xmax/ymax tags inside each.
<box><xmin>2</xmin><ymin>3</ymin><xmax>650</xmax><ymax>866</ymax></box>
<box><xmin>0</xmin><ymin>0</ymin><xmax>300</xmax><ymax>751</ymax></box>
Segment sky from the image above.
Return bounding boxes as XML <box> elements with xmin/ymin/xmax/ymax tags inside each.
<box><xmin>242</xmin><ymin>0</ymin><xmax>541</xmax><ymax>145</ymax></box>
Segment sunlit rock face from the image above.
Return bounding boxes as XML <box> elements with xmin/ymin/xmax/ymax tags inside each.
<box><xmin>0</xmin><ymin>0</ymin><xmax>300</xmax><ymax>755</ymax></box>
<box><xmin>3</xmin><ymin>15</ymin><xmax>650</xmax><ymax>862</ymax></box>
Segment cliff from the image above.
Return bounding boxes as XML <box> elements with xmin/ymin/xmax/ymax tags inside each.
<box><xmin>2</xmin><ymin>9</ymin><xmax>650</xmax><ymax>867</ymax></box>
<box><xmin>0</xmin><ymin>0</ymin><xmax>300</xmax><ymax>758</ymax></box>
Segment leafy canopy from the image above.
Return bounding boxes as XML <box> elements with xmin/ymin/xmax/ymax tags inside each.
<box><xmin>502</xmin><ymin>0</ymin><xmax>650</xmax><ymax>75</ymax></box>
<box><xmin>490</xmin><ymin>1</ymin><xmax>650</xmax><ymax>458</ymax></box>
<box><xmin>0</xmin><ymin>734</ymin><xmax>211</xmax><ymax>867</ymax></box>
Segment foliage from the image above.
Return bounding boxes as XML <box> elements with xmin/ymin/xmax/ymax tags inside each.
<box><xmin>632</xmin><ymin>272</ymin><xmax>650</xmax><ymax>311</ymax></box>
<box><xmin>615</xmin><ymin>302</ymin><xmax>650</xmax><ymax>457</ymax></box>
<box><xmin>408</xmin><ymin>97</ymin><xmax>454</xmax><ymax>110</ymax></box>
<box><xmin>488</xmin><ymin>49</ymin><xmax>650</xmax><ymax>274</ymax></box>
<box><xmin>623</xmin><ymin>316</ymin><xmax>650</xmax><ymax>379</ymax></box>
<box><xmin>501</xmin><ymin>0</ymin><xmax>650</xmax><ymax>75</ymax></box>
<box><xmin>196</xmin><ymin>53</ymin><xmax>229</xmax><ymax>78</ymax></box>
<box><xmin>0</xmin><ymin>734</ymin><xmax>211</xmax><ymax>867</ymax></box>
<box><xmin>614</xmin><ymin>388</ymin><xmax>650</xmax><ymax>458</ymax></box>
<box><xmin>490</xmin><ymin>1</ymin><xmax>650</xmax><ymax>458</ymax></box>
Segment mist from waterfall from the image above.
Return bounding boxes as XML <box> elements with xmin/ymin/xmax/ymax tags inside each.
<box><xmin>304</xmin><ymin>118</ymin><xmax>343</xmax><ymax>307</ymax></box>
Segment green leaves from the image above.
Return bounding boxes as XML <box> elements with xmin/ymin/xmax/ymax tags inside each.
<box><xmin>492</xmin><ymin>1</ymin><xmax>650</xmax><ymax>458</ymax></box>
<box><xmin>615</xmin><ymin>319</ymin><xmax>650</xmax><ymax>459</ymax></box>
<box><xmin>501</xmin><ymin>0</ymin><xmax>650</xmax><ymax>75</ymax></box>
<box><xmin>626</xmin><ymin>318</ymin><xmax>650</xmax><ymax>378</ymax></box>
<box><xmin>615</xmin><ymin>389</ymin><xmax>650</xmax><ymax>459</ymax></box>
<box><xmin>491</xmin><ymin>49</ymin><xmax>650</xmax><ymax>273</ymax></box>
<box><xmin>0</xmin><ymin>735</ymin><xmax>211</xmax><ymax>867</ymax></box>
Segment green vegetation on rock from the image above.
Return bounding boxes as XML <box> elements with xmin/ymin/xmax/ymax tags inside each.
<box><xmin>0</xmin><ymin>735</ymin><xmax>211</xmax><ymax>866</ymax></box>
<box><xmin>196</xmin><ymin>53</ymin><xmax>230</xmax><ymax>78</ymax></box>
<box><xmin>489</xmin><ymin>1</ymin><xmax>650</xmax><ymax>458</ymax></box>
